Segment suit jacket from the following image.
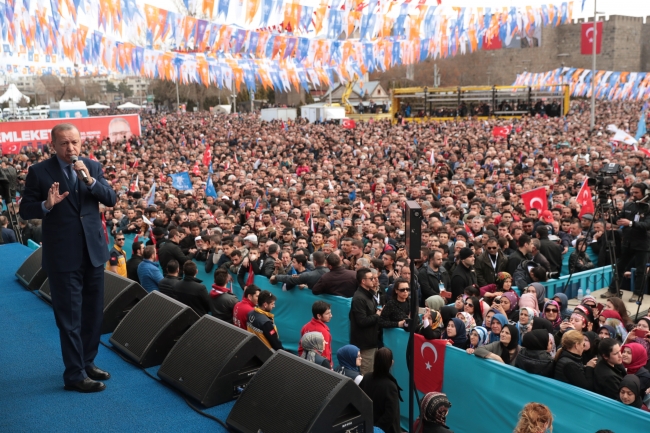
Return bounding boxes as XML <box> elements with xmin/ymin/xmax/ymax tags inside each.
<box><xmin>19</xmin><ymin>156</ymin><xmax>116</xmax><ymax>272</ymax></box>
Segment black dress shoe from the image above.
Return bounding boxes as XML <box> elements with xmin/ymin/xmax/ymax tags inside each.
<box><xmin>64</xmin><ymin>377</ymin><xmax>106</xmax><ymax>393</ymax></box>
<box><xmin>85</xmin><ymin>366</ymin><xmax>111</xmax><ymax>381</ymax></box>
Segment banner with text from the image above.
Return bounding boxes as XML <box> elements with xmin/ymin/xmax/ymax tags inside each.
<box><xmin>0</xmin><ymin>114</ymin><xmax>141</xmax><ymax>154</ymax></box>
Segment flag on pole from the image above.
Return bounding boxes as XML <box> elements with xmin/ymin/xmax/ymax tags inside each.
<box><xmin>147</xmin><ymin>182</ymin><xmax>156</xmax><ymax>206</ymax></box>
<box><xmin>520</xmin><ymin>187</ymin><xmax>548</xmax><ymax>212</ymax></box>
<box><xmin>192</xmin><ymin>161</ymin><xmax>200</xmax><ymax>175</ymax></box>
<box><xmin>636</xmin><ymin>109</ymin><xmax>647</xmax><ymax>141</ymax></box>
<box><xmin>429</xmin><ymin>149</ymin><xmax>435</xmax><ymax>165</ymax></box>
<box><xmin>130</xmin><ymin>175</ymin><xmax>139</xmax><ymax>192</ymax></box>
<box><xmin>203</xmin><ymin>146</ymin><xmax>212</xmax><ymax>166</ymax></box>
<box><xmin>576</xmin><ymin>179</ymin><xmax>595</xmax><ymax>218</ymax></box>
<box><xmin>205</xmin><ymin>174</ymin><xmax>217</xmax><ymax>198</ymax></box>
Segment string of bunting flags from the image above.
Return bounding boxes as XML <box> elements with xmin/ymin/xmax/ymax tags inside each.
<box><xmin>513</xmin><ymin>67</ymin><xmax>650</xmax><ymax>101</ymax></box>
<box><xmin>1</xmin><ymin>0</ymin><xmax>577</xmax><ymax>91</ymax></box>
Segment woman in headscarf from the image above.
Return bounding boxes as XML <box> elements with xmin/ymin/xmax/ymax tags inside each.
<box><xmin>518</xmin><ymin>293</ymin><xmax>539</xmax><ymax>315</ymax></box>
<box><xmin>359</xmin><ymin>348</ymin><xmax>402</xmax><ymax>433</ymax></box>
<box><xmin>516</xmin><ymin>307</ymin><xmax>537</xmax><ymax>345</ymax></box>
<box><xmin>335</xmin><ymin>345</ymin><xmax>363</xmax><ymax>385</ymax></box>
<box><xmin>300</xmin><ymin>332</ymin><xmax>331</xmax><ymax>369</ymax></box>
<box><xmin>598</xmin><ymin>324</ymin><xmax>618</xmax><ymax>341</ymax></box>
<box><xmin>425</xmin><ymin>295</ymin><xmax>446</xmax><ymax>313</ymax></box>
<box><xmin>523</xmin><ymin>282</ymin><xmax>546</xmax><ymax>309</ymax></box>
<box><xmin>456</xmin><ymin>312</ymin><xmax>475</xmax><ymax>335</ymax></box>
<box><xmin>480</xmin><ymin>272</ymin><xmax>517</xmax><ymax>304</ymax></box>
<box><xmin>463</xmin><ymin>296</ymin><xmax>483</xmax><ymax>330</ymax></box>
<box><xmin>499</xmin><ymin>291</ymin><xmax>519</xmax><ymax>321</ymax></box>
<box><xmin>541</xmin><ymin>300</ymin><xmax>562</xmax><ymax>331</ymax></box>
<box><xmin>468</xmin><ymin>326</ymin><xmax>489</xmax><ymax>349</ymax></box>
<box><xmin>443</xmin><ymin>318</ymin><xmax>468</xmax><ymax>349</ymax></box>
<box><xmin>599</xmin><ymin>310</ymin><xmax>628</xmax><ymax>342</ymax></box>
<box><xmin>581</xmin><ymin>331</ymin><xmax>600</xmax><ymax>366</ymax></box>
<box><xmin>413</xmin><ymin>392</ymin><xmax>454</xmax><ymax>433</ymax></box>
<box><xmin>621</xmin><ymin>342</ymin><xmax>650</xmax><ymax>394</ymax></box>
<box><xmin>624</xmin><ymin>316</ymin><xmax>650</xmax><ymax>370</ymax></box>
<box><xmin>417</xmin><ymin>309</ymin><xmax>445</xmax><ymax>340</ymax></box>
<box><xmin>483</xmin><ymin>308</ymin><xmax>498</xmax><ymax>328</ymax></box>
<box><xmin>471</xmin><ymin>324</ymin><xmax>520</xmax><ymax>365</ymax></box>
<box><xmin>552</xmin><ymin>293</ymin><xmax>572</xmax><ymax>320</ymax></box>
<box><xmin>488</xmin><ymin>313</ymin><xmax>508</xmax><ymax>343</ymax></box>
<box><xmin>514</xmin><ymin>329</ymin><xmax>554</xmax><ymax>378</ymax></box>
<box><xmin>619</xmin><ymin>374</ymin><xmax>650</xmax><ymax>412</ymax></box>
<box><xmin>439</xmin><ymin>305</ymin><xmax>458</xmax><ymax>328</ymax></box>
<box><xmin>555</xmin><ymin>310</ymin><xmax>590</xmax><ymax>347</ymax></box>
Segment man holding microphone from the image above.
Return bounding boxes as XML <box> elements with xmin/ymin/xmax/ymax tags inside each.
<box><xmin>20</xmin><ymin>124</ymin><xmax>117</xmax><ymax>393</ymax></box>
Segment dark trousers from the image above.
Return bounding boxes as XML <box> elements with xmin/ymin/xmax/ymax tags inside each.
<box><xmin>47</xmin><ymin>247</ymin><xmax>104</xmax><ymax>384</ymax></box>
<box><xmin>610</xmin><ymin>248</ymin><xmax>649</xmax><ymax>296</ymax></box>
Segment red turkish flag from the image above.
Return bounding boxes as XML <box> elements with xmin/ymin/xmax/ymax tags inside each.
<box><xmin>126</xmin><ymin>142</ymin><xmax>132</xmax><ymax>152</ymax></box>
<box><xmin>413</xmin><ymin>334</ymin><xmax>446</xmax><ymax>393</ymax></box>
<box><xmin>203</xmin><ymin>146</ymin><xmax>212</xmax><ymax>166</ymax></box>
<box><xmin>553</xmin><ymin>158</ymin><xmax>560</xmax><ymax>175</ymax></box>
<box><xmin>192</xmin><ymin>161</ymin><xmax>200</xmax><ymax>176</ymax></box>
<box><xmin>342</xmin><ymin>119</ymin><xmax>356</xmax><ymax>129</ymax></box>
<box><xmin>520</xmin><ymin>187</ymin><xmax>548</xmax><ymax>212</ymax></box>
<box><xmin>492</xmin><ymin>126</ymin><xmax>511</xmax><ymax>138</ymax></box>
<box><xmin>581</xmin><ymin>22</ymin><xmax>603</xmax><ymax>55</ymax></box>
<box><xmin>576</xmin><ymin>179</ymin><xmax>595</xmax><ymax>218</ymax></box>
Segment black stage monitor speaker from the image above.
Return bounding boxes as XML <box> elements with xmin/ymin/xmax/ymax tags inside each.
<box><xmin>38</xmin><ymin>278</ymin><xmax>51</xmax><ymax>302</ymax></box>
<box><xmin>15</xmin><ymin>247</ymin><xmax>47</xmax><ymax>291</ymax></box>
<box><xmin>227</xmin><ymin>351</ymin><xmax>373</xmax><ymax>433</ymax></box>
<box><xmin>101</xmin><ymin>271</ymin><xmax>148</xmax><ymax>334</ymax></box>
<box><xmin>109</xmin><ymin>291</ymin><xmax>200</xmax><ymax>368</ymax></box>
<box><xmin>158</xmin><ymin>315</ymin><xmax>273</xmax><ymax>408</ymax></box>
<box><xmin>405</xmin><ymin>200</ymin><xmax>422</xmax><ymax>260</ymax></box>
<box><xmin>35</xmin><ymin>271</ymin><xmax>147</xmax><ymax>334</ymax></box>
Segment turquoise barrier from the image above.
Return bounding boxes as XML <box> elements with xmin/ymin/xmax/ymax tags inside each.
<box><xmin>27</xmin><ymin>239</ymin><xmax>40</xmax><ymax>251</ymax></box>
<box><xmin>541</xmin><ymin>265</ymin><xmax>612</xmax><ymax>298</ymax></box>
<box><xmin>384</xmin><ymin>329</ymin><xmax>650</xmax><ymax>432</ymax></box>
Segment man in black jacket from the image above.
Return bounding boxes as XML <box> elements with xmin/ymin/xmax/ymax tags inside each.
<box><xmin>449</xmin><ymin>248</ymin><xmax>478</xmax><ymax>301</ymax></box>
<box><xmin>260</xmin><ymin>242</ymin><xmax>280</xmax><ymax>278</ymax></box>
<box><xmin>159</xmin><ymin>259</ymin><xmax>182</xmax><ymax>299</ymax></box>
<box><xmin>506</xmin><ymin>234</ymin><xmax>532</xmax><ymax>275</ymax></box>
<box><xmin>158</xmin><ymin>229</ymin><xmax>196</xmax><ymax>276</ymax></box>
<box><xmin>536</xmin><ymin>226</ymin><xmax>562</xmax><ymax>274</ymax></box>
<box><xmin>171</xmin><ymin>261</ymin><xmax>211</xmax><ymax>316</ymax></box>
<box><xmin>312</xmin><ymin>253</ymin><xmax>357</xmax><ymax>297</ymax></box>
<box><xmin>603</xmin><ymin>183</ymin><xmax>650</xmax><ymax>302</ymax></box>
<box><xmin>209</xmin><ymin>269</ymin><xmax>238</xmax><ymax>323</ymax></box>
<box><xmin>270</xmin><ymin>251</ymin><xmax>329</xmax><ymax>290</ymax></box>
<box><xmin>350</xmin><ymin>267</ymin><xmax>381</xmax><ymax>375</ymax></box>
<box><xmin>126</xmin><ymin>241</ymin><xmax>144</xmax><ymax>283</ymax></box>
<box><xmin>418</xmin><ymin>250</ymin><xmax>451</xmax><ymax>301</ymax></box>
<box><xmin>474</xmin><ymin>237</ymin><xmax>508</xmax><ymax>288</ymax></box>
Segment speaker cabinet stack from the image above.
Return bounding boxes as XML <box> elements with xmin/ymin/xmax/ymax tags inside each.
<box><xmin>110</xmin><ymin>291</ymin><xmax>200</xmax><ymax>368</ymax></box>
<box><xmin>101</xmin><ymin>272</ymin><xmax>148</xmax><ymax>334</ymax></box>
<box><xmin>158</xmin><ymin>315</ymin><xmax>273</xmax><ymax>408</ymax></box>
<box><xmin>15</xmin><ymin>247</ymin><xmax>47</xmax><ymax>291</ymax></box>
<box><xmin>227</xmin><ymin>351</ymin><xmax>373</xmax><ymax>433</ymax></box>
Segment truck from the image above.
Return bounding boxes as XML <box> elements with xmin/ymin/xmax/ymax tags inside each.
<box><xmin>48</xmin><ymin>101</ymin><xmax>88</xmax><ymax>119</ymax></box>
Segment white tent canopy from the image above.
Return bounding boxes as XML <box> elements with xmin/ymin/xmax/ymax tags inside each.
<box><xmin>87</xmin><ymin>103</ymin><xmax>110</xmax><ymax>109</ymax></box>
<box><xmin>117</xmin><ymin>102</ymin><xmax>141</xmax><ymax>110</ymax></box>
<box><xmin>0</xmin><ymin>84</ymin><xmax>29</xmax><ymax>104</ymax></box>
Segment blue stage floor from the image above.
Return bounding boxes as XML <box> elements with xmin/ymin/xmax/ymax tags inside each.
<box><xmin>0</xmin><ymin>243</ymin><xmax>232</xmax><ymax>433</ymax></box>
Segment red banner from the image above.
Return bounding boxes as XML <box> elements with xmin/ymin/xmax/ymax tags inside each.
<box><xmin>581</xmin><ymin>22</ymin><xmax>603</xmax><ymax>55</ymax></box>
<box><xmin>413</xmin><ymin>334</ymin><xmax>446</xmax><ymax>393</ymax></box>
<box><xmin>342</xmin><ymin>119</ymin><xmax>356</xmax><ymax>129</ymax></box>
<box><xmin>492</xmin><ymin>126</ymin><xmax>511</xmax><ymax>138</ymax></box>
<box><xmin>576</xmin><ymin>179</ymin><xmax>595</xmax><ymax>218</ymax></box>
<box><xmin>0</xmin><ymin>114</ymin><xmax>141</xmax><ymax>155</ymax></box>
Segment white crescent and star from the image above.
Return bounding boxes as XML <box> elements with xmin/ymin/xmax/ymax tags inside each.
<box><xmin>420</xmin><ymin>342</ymin><xmax>438</xmax><ymax>371</ymax></box>
<box><xmin>585</xmin><ymin>27</ymin><xmax>594</xmax><ymax>43</ymax></box>
<box><xmin>529</xmin><ymin>197</ymin><xmax>544</xmax><ymax>209</ymax></box>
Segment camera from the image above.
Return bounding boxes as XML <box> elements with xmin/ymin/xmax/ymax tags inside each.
<box><xmin>587</xmin><ymin>163</ymin><xmax>621</xmax><ymax>212</ymax></box>
<box><xmin>546</xmin><ymin>271</ymin><xmax>560</xmax><ymax>280</ymax></box>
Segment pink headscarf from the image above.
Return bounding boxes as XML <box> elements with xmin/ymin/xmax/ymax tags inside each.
<box><xmin>519</xmin><ymin>293</ymin><xmax>539</xmax><ymax>314</ymax></box>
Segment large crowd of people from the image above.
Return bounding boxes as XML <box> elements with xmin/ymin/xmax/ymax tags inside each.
<box><xmin>5</xmin><ymin>97</ymin><xmax>650</xmax><ymax>431</ymax></box>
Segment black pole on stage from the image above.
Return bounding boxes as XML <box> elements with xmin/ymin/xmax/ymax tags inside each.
<box><xmin>405</xmin><ymin>200</ymin><xmax>422</xmax><ymax>432</ymax></box>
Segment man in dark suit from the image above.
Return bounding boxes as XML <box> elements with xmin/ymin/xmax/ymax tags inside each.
<box><xmin>20</xmin><ymin>123</ymin><xmax>117</xmax><ymax>393</ymax></box>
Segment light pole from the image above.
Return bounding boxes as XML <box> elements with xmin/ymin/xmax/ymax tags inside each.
<box><xmin>175</xmin><ymin>80</ymin><xmax>180</xmax><ymax>112</ymax></box>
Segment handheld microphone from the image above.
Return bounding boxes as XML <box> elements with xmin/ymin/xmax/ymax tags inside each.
<box><xmin>71</xmin><ymin>155</ymin><xmax>89</xmax><ymax>183</ymax></box>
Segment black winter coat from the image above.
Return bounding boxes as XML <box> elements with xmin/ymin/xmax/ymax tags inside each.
<box><xmin>514</xmin><ymin>348</ymin><xmax>554</xmax><ymax>378</ymax></box>
<box><xmin>349</xmin><ymin>287</ymin><xmax>380</xmax><ymax>350</ymax></box>
<box><xmin>418</xmin><ymin>264</ymin><xmax>451</xmax><ymax>301</ymax></box>
<box><xmin>359</xmin><ymin>373</ymin><xmax>403</xmax><ymax>433</ymax></box>
<box><xmin>171</xmin><ymin>276</ymin><xmax>211</xmax><ymax>317</ymax></box>
<box><xmin>158</xmin><ymin>275</ymin><xmax>182</xmax><ymax>299</ymax></box>
<box><xmin>449</xmin><ymin>263</ymin><xmax>477</xmax><ymax>301</ymax></box>
<box><xmin>594</xmin><ymin>360</ymin><xmax>626</xmax><ymax>400</ymax></box>
<box><xmin>474</xmin><ymin>252</ymin><xmax>508</xmax><ymax>288</ymax></box>
<box><xmin>553</xmin><ymin>349</ymin><xmax>594</xmax><ymax>391</ymax></box>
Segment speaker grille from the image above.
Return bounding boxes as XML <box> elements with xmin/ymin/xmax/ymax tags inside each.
<box><xmin>229</xmin><ymin>354</ymin><xmax>342</xmax><ymax>433</ymax></box>
<box><xmin>103</xmin><ymin>272</ymin><xmax>133</xmax><ymax>305</ymax></box>
<box><xmin>159</xmin><ymin>316</ymin><xmax>250</xmax><ymax>398</ymax></box>
<box><xmin>111</xmin><ymin>292</ymin><xmax>186</xmax><ymax>359</ymax></box>
<box><xmin>38</xmin><ymin>278</ymin><xmax>51</xmax><ymax>301</ymax></box>
<box><xmin>15</xmin><ymin>248</ymin><xmax>47</xmax><ymax>290</ymax></box>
